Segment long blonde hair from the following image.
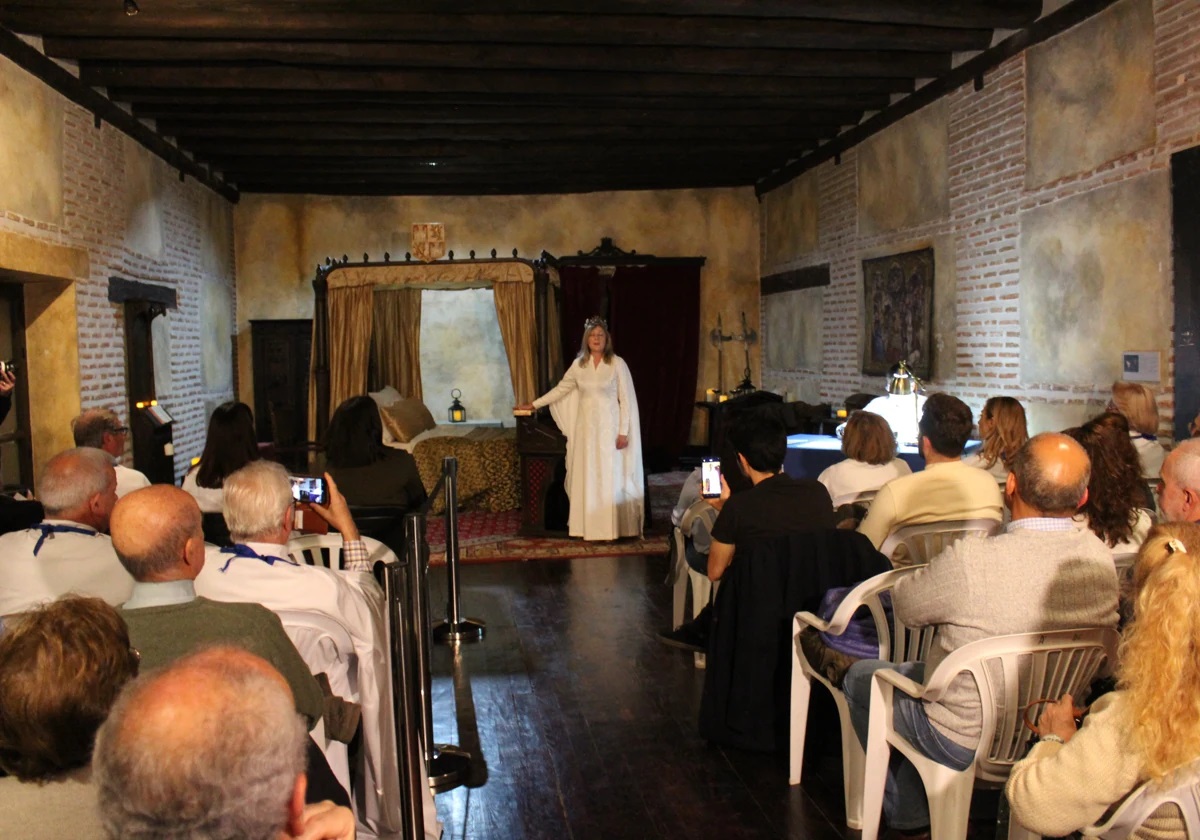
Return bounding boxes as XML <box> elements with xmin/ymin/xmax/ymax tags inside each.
<box><xmin>979</xmin><ymin>396</ymin><xmax>1028</xmax><ymax>470</ymax></box>
<box><xmin>576</xmin><ymin>319</ymin><xmax>614</xmax><ymax>368</ymax></box>
<box><xmin>1118</xmin><ymin>522</ymin><xmax>1200</xmax><ymax>779</ymax></box>
<box><xmin>1111</xmin><ymin>381</ymin><xmax>1159</xmax><ymax>437</ymax></box>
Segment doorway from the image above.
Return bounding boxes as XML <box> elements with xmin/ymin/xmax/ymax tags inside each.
<box><xmin>0</xmin><ymin>279</ymin><xmax>33</xmax><ymax>491</ymax></box>
<box><xmin>1172</xmin><ymin>147</ymin><xmax>1200</xmax><ymax>441</ymax></box>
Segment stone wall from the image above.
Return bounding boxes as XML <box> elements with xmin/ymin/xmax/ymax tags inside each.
<box><xmin>0</xmin><ymin>55</ymin><xmax>236</xmax><ymax>480</ymax></box>
<box><xmin>760</xmin><ymin>0</ymin><xmax>1200</xmax><ymax>437</ymax></box>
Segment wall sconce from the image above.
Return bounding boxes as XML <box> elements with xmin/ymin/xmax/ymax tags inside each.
<box><xmin>448</xmin><ymin>389</ymin><xmax>466</xmax><ymax>423</ymax></box>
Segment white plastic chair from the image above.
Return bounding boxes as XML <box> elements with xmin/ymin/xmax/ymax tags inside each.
<box><xmin>276</xmin><ymin>608</ymin><xmax>358</xmax><ymax>796</ymax></box>
<box><xmin>1112</xmin><ymin>551</ymin><xmax>1138</xmax><ymax>578</ymax></box>
<box><xmin>879</xmin><ymin>519</ymin><xmax>1002</xmax><ymax>568</ymax></box>
<box><xmin>789</xmin><ymin>566</ymin><xmax>935</xmax><ymax>829</ymax></box>
<box><xmin>288</xmin><ymin>532</ymin><xmax>393</xmax><ymax>570</ymax></box>
<box><xmin>861</xmin><ymin>627</ymin><xmax>1120</xmax><ymax>840</ymax></box>
<box><xmin>668</xmin><ymin>502</ymin><xmax>718</xmax><ymax>669</ymax></box>
<box><xmin>1081</xmin><ymin>759</ymin><xmax>1200</xmax><ymax>840</ymax></box>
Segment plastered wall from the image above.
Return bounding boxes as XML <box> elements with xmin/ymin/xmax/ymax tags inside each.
<box><xmin>235</xmin><ymin>188</ymin><xmax>760</xmax><ymax>444</ymax></box>
<box><xmin>760</xmin><ymin>0</ymin><xmax>1200</xmax><ymax>437</ymax></box>
<box><xmin>0</xmin><ymin>55</ymin><xmax>237</xmax><ymax>481</ymax></box>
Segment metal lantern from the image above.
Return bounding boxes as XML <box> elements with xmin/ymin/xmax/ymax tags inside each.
<box><xmin>448</xmin><ymin>389</ymin><xmax>466</xmax><ymax>423</ymax></box>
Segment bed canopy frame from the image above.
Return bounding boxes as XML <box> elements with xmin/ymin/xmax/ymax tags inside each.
<box><xmin>309</xmin><ymin>249</ymin><xmax>560</xmax><ymax>437</ymax></box>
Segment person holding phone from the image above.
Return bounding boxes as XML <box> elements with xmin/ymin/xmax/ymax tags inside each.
<box><xmin>515</xmin><ymin>316</ymin><xmax>643</xmax><ymax>541</ymax></box>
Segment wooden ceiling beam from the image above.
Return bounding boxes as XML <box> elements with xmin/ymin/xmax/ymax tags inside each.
<box><xmin>80</xmin><ymin>64</ymin><xmax>915</xmax><ymax>98</ymax></box>
<box><xmin>139</xmin><ymin>103</ymin><xmax>862</xmax><ymax>128</ymax></box>
<box><xmin>232</xmin><ymin>176</ymin><xmax>757</xmax><ymax>197</ymax></box>
<box><xmin>46</xmin><ymin>39</ymin><xmax>950</xmax><ymax>79</ymax></box>
<box><xmin>15</xmin><ymin>15</ymin><xmax>992</xmax><ymax>51</ymax></box>
<box><xmin>113</xmin><ymin>89</ymin><xmax>892</xmax><ymax>112</ymax></box>
<box><xmin>1</xmin><ymin>1</ymin><xmax>1043</xmax><ymax>31</ymax></box>
<box><xmin>159</xmin><ymin>122</ymin><xmax>839</xmax><ymax>143</ymax></box>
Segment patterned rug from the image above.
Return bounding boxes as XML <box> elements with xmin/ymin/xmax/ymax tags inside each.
<box><xmin>428</xmin><ymin>470</ymin><xmax>689</xmax><ymax>564</ymax></box>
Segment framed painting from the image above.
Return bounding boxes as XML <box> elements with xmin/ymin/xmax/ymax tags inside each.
<box><xmin>862</xmin><ymin>248</ymin><xmax>934</xmax><ymax>379</ymax></box>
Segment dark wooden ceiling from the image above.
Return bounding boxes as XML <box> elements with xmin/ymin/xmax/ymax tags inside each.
<box><xmin>0</xmin><ymin>1</ymin><xmax>1053</xmax><ymax>198</ymax></box>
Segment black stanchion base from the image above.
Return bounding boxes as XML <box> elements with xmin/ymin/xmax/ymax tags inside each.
<box><xmin>432</xmin><ymin>618</ymin><xmax>486</xmax><ymax>645</ymax></box>
<box><xmin>429</xmin><ymin>744</ymin><xmax>473</xmax><ymax>792</ymax></box>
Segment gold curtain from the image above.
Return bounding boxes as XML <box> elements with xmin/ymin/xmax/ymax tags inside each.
<box><xmin>327</xmin><ymin>284</ymin><xmax>375</xmax><ymax>416</ymax></box>
<box><xmin>371</xmin><ymin>288</ymin><xmax>423</xmax><ymax>399</ymax></box>
<box><xmin>492</xmin><ymin>280</ymin><xmax>538</xmax><ymax>405</ymax></box>
<box><xmin>546</xmin><ymin>277</ymin><xmax>563</xmax><ymax>378</ymax></box>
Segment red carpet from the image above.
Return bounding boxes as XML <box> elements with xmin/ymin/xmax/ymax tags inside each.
<box><xmin>428</xmin><ymin>471</ymin><xmax>688</xmax><ymax>564</ymax></box>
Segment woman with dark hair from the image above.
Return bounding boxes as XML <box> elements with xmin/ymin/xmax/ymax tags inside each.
<box><xmin>818</xmin><ymin>410</ymin><xmax>912</xmax><ymax>506</ymax></box>
<box><xmin>1066</xmin><ymin>412</ymin><xmax>1153</xmax><ymax>553</ymax></box>
<box><xmin>182</xmin><ymin>401</ymin><xmax>259</xmax><ymax>513</ymax></box>
<box><xmin>323</xmin><ymin>396</ymin><xmax>426</xmax><ymax>509</ymax></box>
<box><xmin>963</xmin><ymin>396</ymin><xmax>1028</xmax><ymax>480</ymax></box>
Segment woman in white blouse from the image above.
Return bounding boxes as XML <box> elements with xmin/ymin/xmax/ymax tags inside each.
<box><xmin>1111</xmin><ymin>381</ymin><xmax>1167</xmax><ymax>479</ymax></box>
<box><xmin>962</xmin><ymin>396</ymin><xmax>1027</xmax><ymax>481</ymax></box>
<box><xmin>818</xmin><ymin>410</ymin><xmax>911</xmax><ymax>507</ymax></box>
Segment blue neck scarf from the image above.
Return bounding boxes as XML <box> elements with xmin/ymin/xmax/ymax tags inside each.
<box><xmin>32</xmin><ymin>523</ymin><xmax>98</xmax><ymax>556</ymax></box>
<box><xmin>218</xmin><ymin>544</ymin><xmax>300</xmax><ymax>573</ymax></box>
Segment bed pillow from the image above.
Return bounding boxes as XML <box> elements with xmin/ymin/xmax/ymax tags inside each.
<box><xmin>381</xmin><ymin>398</ymin><xmax>437</xmax><ymax>443</ymax></box>
<box><xmin>369</xmin><ymin>386</ymin><xmax>404</xmax><ymax>442</ymax></box>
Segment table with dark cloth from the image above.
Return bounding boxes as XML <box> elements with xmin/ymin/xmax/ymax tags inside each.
<box><xmin>782</xmin><ymin>434</ymin><xmax>980</xmax><ymax>480</ymax></box>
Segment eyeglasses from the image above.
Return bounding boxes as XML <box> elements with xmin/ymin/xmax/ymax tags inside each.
<box><xmin>112</xmin><ymin>426</ymin><xmax>129</xmax><ymax>434</ymax></box>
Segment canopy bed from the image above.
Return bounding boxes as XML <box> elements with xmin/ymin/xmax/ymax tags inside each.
<box><xmin>308</xmin><ymin>251</ymin><xmax>562</xmax><ymax>515</ymax></box>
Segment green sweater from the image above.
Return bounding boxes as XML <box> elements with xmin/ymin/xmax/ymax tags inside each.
<box><xmin>122</xmin><ymin>597</ymin><xmax>324</xmax><ymax>729</ymax></box>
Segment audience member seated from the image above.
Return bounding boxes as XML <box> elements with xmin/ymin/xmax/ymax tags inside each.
<box><xmin>843</xmin><ymin>433</ymin><xmax>1119</xmax><ymax>837</ymax></box>
<box><xmin>818</xmin><ymin>410</ymin><xmax>912</xmax><ymax>507</ymax></box>
<box><xmin>0</xmin><ymin>596</ymin><xmax>139</xmax><ymax>839</ymax></box>
<box><xmin>1111</xmin><ymin>381</ymin><xmax>1166</xmax><ymax>478</ymax></box>
<box><xmin>0</xmin><ymin>448</ymin><xmax>131</xmax><ymax>616</ymax></box>
<box><xmin>962</xmin><ymin>396</ymin><xmax>1028</xmax><ymax>481</ymax></box>
<box><xmin>670</xmin><ymin>466</ymin><xmax>718</xmax><ymax>576</ymax></box>
<box><xmin>113</xmin><ymin>485</ymin><xmax>326</xmax><ymax>730</ymax></box>
<box><xmin>181</xmin><ymin>401</ymin><xmax>260</xmax><ymax>513</ymax></box>
<box><xmin>94</xmin><ymin>646</ymin><xmax>356</xmax><ymax>840</ymax></box>
<box><xmin>1007</xmin><ymin>523</ymin><xmax>1200</xmax><ymax>840</ymax></box>
<box><xmin>858</xmin><ymin>393</ymin><xmax>1004</xmax><ymax>553</ymax></box>
<box><xmin>1158</xmin><ymin>439</ymin><xmax>1200</xmax><ymax>523</ymax></box>
<box><xmin>659</xmin><ymin>411</ymin><xmax>835</xmax><ymax>651</ymax></box>
<box><xmin>323</xmin><ymin>394</ymin><xmax>427</xmax><ymax>510</ymax></box>
<box><xmin>71</xmin><ymin>407</ymin><xmax>150</xmax><ymax>498</ymax></box>
<box><xmin>1066</xmin><ymin>413</ymin><xmax>1154</xmax><ymax>554</ymax></box>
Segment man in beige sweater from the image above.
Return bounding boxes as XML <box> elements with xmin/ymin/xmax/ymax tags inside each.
<box><xmin>844</xmin><ymin>433</ymin><xmax>1119</xmax><ymax>835</ymax></box>
<box><xmin>858</xmin><ymin>393</ymin><xmax>1004</xmax><ymax>552</ymax></box>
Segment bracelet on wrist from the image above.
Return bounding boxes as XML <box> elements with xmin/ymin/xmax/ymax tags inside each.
<box><xmin>1039</xmin><ymin>733</ymin><xmax>1066</xmax><ymax>745</ymax></box>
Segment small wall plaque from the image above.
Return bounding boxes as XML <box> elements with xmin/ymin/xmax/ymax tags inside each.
<box><xmin>1122</xmin><ymin>351</ymin><xmax>1161</xmax><ymax>383</ymax></box>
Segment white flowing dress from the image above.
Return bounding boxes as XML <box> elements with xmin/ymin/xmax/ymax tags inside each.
<box><xmin>532</xmin><ymin>355</ymin><xmax>644</xmax><ymax>540</ymax></box>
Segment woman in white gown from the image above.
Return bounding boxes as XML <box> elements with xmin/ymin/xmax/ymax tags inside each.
<box><xmin>517</xmin><ymin>317</ymin><xmax>644</xmax><ymax>540</ymax></box>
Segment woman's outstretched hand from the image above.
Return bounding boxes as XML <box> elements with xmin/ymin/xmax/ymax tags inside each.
<box><xmin>616</xmin><ymin>435</ymin><xmax>628</xmax><ymax>450</ymax></box>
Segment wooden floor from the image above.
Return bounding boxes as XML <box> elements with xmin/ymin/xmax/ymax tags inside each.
<box><xmin>427</xmin><ymin>553</ymin><xmax>858</xmax><ymax>840</ymax></box>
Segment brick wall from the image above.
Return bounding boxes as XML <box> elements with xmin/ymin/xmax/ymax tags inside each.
<box><xmin>1</xmin><ymin>94</ymin><xmax>236</xmax><ymax>479</ymax></box>
<box><xmin>762</xmin><ymin>0</ymin><xmax>1200</xmax><ymax>437</ymax></box>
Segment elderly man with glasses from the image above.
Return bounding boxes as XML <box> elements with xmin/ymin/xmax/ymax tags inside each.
<box><xmin>72</xmin><ymin>408</ymin><xmax>150</xmax><ymax>497</ymax></box>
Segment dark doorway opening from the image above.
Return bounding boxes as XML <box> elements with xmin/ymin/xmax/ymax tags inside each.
<box><xmin>1171</xmin><ymin>147</ymin><xmax>1200</xmax><ymax>441</ymax></box>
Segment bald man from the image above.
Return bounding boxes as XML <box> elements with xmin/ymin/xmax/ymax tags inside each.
<box><xmin>1157</xmin><ymin>439</ymin><xmax>1200</xmax><ymax>523</ymax></box>
<box><xmin>113</xmin><ymin>485</ymin><xmax>325</xmax><ymax>730</ymax></box>
<box><xmin>842</xmin><ymin>433</ymin><xmax>1119</xmax><ymax>834</ymax></box>
<box><xmin>94</xmin><ymin>646</ymin><xmax>355</xmax><ymax>840</ymax></box>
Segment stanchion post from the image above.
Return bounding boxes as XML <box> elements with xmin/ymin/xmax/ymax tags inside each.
<box><xmin>405</xmin><ymin>511</ymin><xmax>471</xmax><ymax>792</ymax></box>
<box><xmin>381</xmin><ymin>544</ymin><xmax>425</xmax><ymax>840</ymax></box>
<box><xmin>433</xmin><ymin>456</ymin><xmax>486</xmax><ymax>645</ymax></box>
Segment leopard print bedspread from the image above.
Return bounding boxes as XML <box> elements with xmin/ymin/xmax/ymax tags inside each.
<box><xmin>413</xmin><ymin>428</ymin><xmax>520</xmax><ymax>513</ymax></box>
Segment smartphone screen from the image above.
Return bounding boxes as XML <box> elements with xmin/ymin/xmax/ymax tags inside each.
<box><xmin>701</xmin><ymin>457</ymin><xmax>722</xmax><ymax>498</ymax></box>
<box><xmin>289</xmin><ymin>475</ymin><xmax>329</xmax><ymax>506</ymax></box>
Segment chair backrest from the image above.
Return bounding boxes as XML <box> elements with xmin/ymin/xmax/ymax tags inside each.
<box><xmin>275</xmin><ymin>608</ymin><xmax>359</xmax><ymax>699</ymax></box>
<box><xmin>920</xmin><ymin>627</ymin><xmax>1120</xmax><ymax>784</ymax></box>
<box><xmin>1112</xmin><ymin>551</ymin><xmax>1138</xmax><ymax>576</ymax></box>
<box><xmin>287</xmin><ymin>533</ymin><xmax>395</xmax><ymax>572</ymax></box>
<box><xmin>1083</xmin><ymin>759</ymin><xmax>1200</xmax><ymax>840</ymax></box>
<box><xmin>820</xmin><ymin>565</ymin><xmax>935</xmax><ymax>665</ymax></box>
<box><xmin>879</xmin><ymin>518</ymin><xmax>1002</xmax><ymax>567</ymax></box>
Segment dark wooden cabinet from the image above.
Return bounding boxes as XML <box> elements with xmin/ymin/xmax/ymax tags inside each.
<box><xmin>516</xmin><ymin>412</ymin><xmax>569</xmax><ymax>536</ymax></box>
<box><xmin>250</xmin><ymin>320</ymin><xmax>312</xmax><ymax>460</ymax></box>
